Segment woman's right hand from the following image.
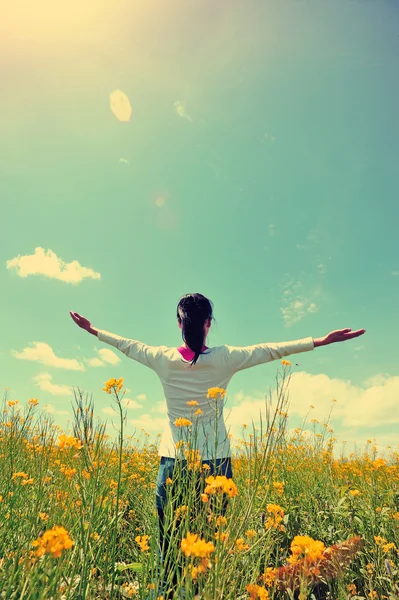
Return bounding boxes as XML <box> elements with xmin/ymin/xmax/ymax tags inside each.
<box><xmin>324</xmin><ymin>327</ymin><xmax>366</xmax><ymax>345</ymax></box>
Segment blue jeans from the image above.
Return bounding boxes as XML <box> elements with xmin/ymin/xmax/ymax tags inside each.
<box><xmin>154</xmin><ymin>456</ymin><xmax>233</xmax><ymax>598</ymax></box>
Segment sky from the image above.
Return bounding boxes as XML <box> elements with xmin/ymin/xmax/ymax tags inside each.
<box><xmin>1</xmin><ymin>0</ymin><xmax>399</xmax><ymax>458</ymax></box>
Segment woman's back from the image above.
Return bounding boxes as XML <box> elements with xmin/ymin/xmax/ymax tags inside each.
<box><xmin>96</xmin><ymin>330</ymin><xmax>315</xmax><ymax>459</ymax></box>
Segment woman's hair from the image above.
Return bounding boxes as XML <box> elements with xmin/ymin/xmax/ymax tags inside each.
<box><xmin>176</xmin><ymin>293</ymin><xmax>215</xmax><ymax>367</ymax></box>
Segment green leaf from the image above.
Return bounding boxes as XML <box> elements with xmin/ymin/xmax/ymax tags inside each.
<box><xmin>116</xmin><ymin>562</ymin><xmax>143</xmax><ymax>572</ymax></box>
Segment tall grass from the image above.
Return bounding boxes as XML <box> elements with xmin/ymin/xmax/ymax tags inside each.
<box><xmin>0</xmin><ymin>363</ymin><xmax>398</xmax><ymax>600</ymax></box>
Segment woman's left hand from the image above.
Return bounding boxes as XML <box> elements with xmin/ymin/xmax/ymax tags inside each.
<box><xmin>70</xmin><ymin>311</ymin><xmax>92</xmax><ymax>332</ymax></box>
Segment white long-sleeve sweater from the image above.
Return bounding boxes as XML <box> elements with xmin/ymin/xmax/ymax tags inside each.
<box><xmin>97</xmin><ymin>330</ymin><xmax>315</xmax><ymax>460</ymax></box>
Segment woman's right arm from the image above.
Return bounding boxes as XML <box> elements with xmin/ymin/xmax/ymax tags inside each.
<box><xmin>70</xmin><ymin>312</ymin><xmax>98</xmax><ymax>336</ymax></box>
<box><xmin>224</xmin><ymin>328</ymin><xmax>366</xmax><ymax>373</ymax></box>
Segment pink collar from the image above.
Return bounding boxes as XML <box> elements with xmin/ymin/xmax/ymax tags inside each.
<box><xmin>177</xmin><ymin>345</ymin><xmax>208</xmax><ymax>361</ymax></box>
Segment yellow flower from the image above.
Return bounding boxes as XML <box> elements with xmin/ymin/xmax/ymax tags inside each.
<box><xmin>8</xmin><ymin>400</ymin><xmax>19</xmax><ymax>407</ymax></box>
<box><xmin>174</xmin><ymin>417</ymin><xmax>192</xmax><ymax>427</ymax></box>
<box><xmin>32</xmin><ymin>526</ymin><xmax>74</xmax><ymax>558</ymax></box>
<box><xmin>194</xmin><ymin>408</ymin><xmax>203</xmax><ymax>416</ymax></box>
<box><xmin>201</xmin><ymin>493</ymin><xmax>209</xmax><ymax>503</ymax></box>
<box><xmin>39</xmin><ymin>513</ymin><xmax>49</xmax><ymax>522</ymax></box>
<box><xmin>175</xmin><ymin>505</ymin><xmax>189</xmax><ymax>519</ymax></box>
<box><xmin>60</xmin><ymin>466</ymin><xmax>76</xmax><ymax>480</ymax></box>
<box><xmin>264</xmin><ymin>503</ymin><xmax>285</xmax><ymax>530</ymax></box>
<box><xmin>245</xmin><ymin>529</ymin><xmax>257</xmax><ymax>539</ymax></box>
<box><xmin>135</xmin><ymin>534</ymin><xmax>150</xmax><ymax>552</ymax></box>
<box><xmin>235</xmin><ymin>538</ymin><xmax>250</xmax><ymax>551</ymax></box>
<box><xmin>204</xmin><ymin>475</ymin><xmax>238</xmax><ymax>498</ymax></box>
<box><xmin>287</xmin><ymin>535</ymin><xmax>325</xmax><ymax>565</ymax></box>
<box><xmin>262</xmin><ymin>567</ymin><xmax>276</xmax><ymax>588</ymax></box>
<box><xmin>349</xmin><ymin>489</ymin><xmax>361</xmax><ymax>497</ymax></box>
<box><xmin>206</xmin><ymin>387</ymin><xmax>227</xmax><ymax>400</ymax></box>
<box><xmin>246</xmin><ymin>583</ymin><xmax>270</xmax><ymax>599</ymax></box>
<box><xmin>191</xmin><ymin>557</ymin><xmax>212</xmax><ymax>579</ymax></box>
<box><xmin>215</xmin><ymin>531</ymin><xmax>229</xmax><ymax>542</ymax></box>
<box><xmin>58</xmin><ymin>434</ymin><xmax>83</xmax><ymax>451</ymax></box>
<box><xmin>273</xmin><ymin>481</ymin><xmax>285</xmax><ymax>496</ymax></box>
<box><xmin>28</xmin><ymin>398</ymin><xmax>39</xmax><ymax>407</ymax></box>
<box><xmin>374</xmin><ymin>535</ymin><xmax>386</xmax><ymax>546</ymax></box>
<box><xmin>347</xmin><ymin>584</ymin><xmax>357</xmax><ymax>596</ymax></box>
<box><xmin>102</xmin><ymin>377</ymin><xmax>124</xmax><ymax>395</ymax></box>
<box><xmin>184</xmin><ymin>449</ymin><xmax>201</xmax><ymax>470</ymax></box>
<box><xmin>181</xmin><ymin>532</ymin><xmax>215</xmax><ymax>558</ymax></box>
<box><xmin>281</xmin><ymin>360</ymin><xmax>292</xmax><ymax>366</ymax></box>
<box><xmin>186</xmin><ymin>400</ymin><xmax>199</xmax><ymax>406</ymax></box>
<box><xmin>382</xmin><ymin>542</ymin><xmax>396</xmax><ymax>553</ymax></box>
<box><xmin>12</xmin><ymin>472</ymin><xmax>28</xmax><ymax>480</ymax></box>
<box><xmin>165</xmin><ymin>477</ymin><xmax>173</xmax><ymax>485</ymax></box>
<box><xmin>372</xmin><ymin>458</ymin><xmax>386</xmax><ymax>470</ymax></box>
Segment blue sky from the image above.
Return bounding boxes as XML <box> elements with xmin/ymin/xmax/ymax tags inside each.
<box><xmin>1</xmin><ymin>0</ymin><xmax>398</xmax><ymax>456</ymax></box>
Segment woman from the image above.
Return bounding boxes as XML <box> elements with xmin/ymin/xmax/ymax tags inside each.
<box><xmin>70</xmin><ymin>293</ymin><xmax>365</xmax><ymax>598</ymax></box>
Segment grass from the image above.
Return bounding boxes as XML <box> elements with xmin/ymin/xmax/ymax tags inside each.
<box><xmin>1</xmin><ymin>364</ymin><xmax>398</xmax><ymax>600</ymax></box>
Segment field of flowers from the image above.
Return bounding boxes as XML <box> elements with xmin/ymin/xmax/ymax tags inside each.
<box><xmin>1</xmin><ymin>362</ymin><xmax>399</xmax><ymax>600</ymax></box>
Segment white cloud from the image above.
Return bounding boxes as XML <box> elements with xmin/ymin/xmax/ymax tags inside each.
<box><xmin>6</xmin><ymin>247</ymin><xmax>101</xmax><ymax>285</ymax></box>
<box><xmin>85</xmin><ymin>357</ymin><xmax>104</xmax><ymax>367</ymax></box>
<box><xmin>43</xmin><ymin>404</ymin><xmax>71</xmax><ymax>416</ymax></box>
<box><xmin>317</xmin><ymin>263</ymin><xmax>326</xmax><ymax>275</ymax></box>
<box><xmin>121</xmin><ymin>397</ymin><xmax>143</xmax><ymax>410</ymax></box>
<box><xmin>136</xmin><ymin>393</ymin><xmax>147</xmax><ymax>401</ymax></box>
<box><xmin>280</xmin><ymin>281</ymin><xmax>318</xmax><ymax>327</ymax></box>
<box><xmin>84</xmin><ymin>348</ymin><xmax>120</xmax><ymax>368</ymax></box>
<box><xmin>12</xmin><ymin>342</ymin><xmax>85</xmax><ymax>371</ymax></box>
<box><xmin>98</xmin><ymin>348</ymin><xmax>120</xmax><ymax>365</ymax></box>
<box><xmin>102</xmin><ymin>406</ymin><xmax>117</xmax><ymax>416</ymax></box>
<box><xmin>129</xmin><ymin>413</ymin><xmax>168</xmax><ymax>434</ymax></box>
<box><xmin>33</xmin><ymin>373</ymin><xmax>73</xmax><ymax>396</ymax></box>
<box><xmin>223</xmin><ymin>370</ymin><xmax>399</xmax><ymax>449</ymax></box>
<box><xmin>150</xmin><ymin>399</ymin><xmax>167</xmax><ymax>415</ymax></box>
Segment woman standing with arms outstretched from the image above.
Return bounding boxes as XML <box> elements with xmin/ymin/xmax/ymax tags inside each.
<box><xmin>70</xmin><ymin>293</ymin><xmax>365</xmax><ymax>599</ymax></box>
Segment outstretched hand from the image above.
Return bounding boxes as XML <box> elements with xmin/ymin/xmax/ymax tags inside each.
<box><xmin>325</xmin><ymin>328</ymin><xmax>366</xmax><ymax>345</ymax></box>
<box><xmin>70</xmin><ymin>311</ymin><xmax>92</xmax><ymax>332</ymax></box>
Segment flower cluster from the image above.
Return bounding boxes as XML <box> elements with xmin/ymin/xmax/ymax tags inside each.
<box><xmin>206</xmin><ymin>387</ymin><xmax>227</xmax><ymax>400</ymax></box>
<box><xmin>246</xmin><ymin>583</ymin><xmax>270</xmax><ymax>599</ymax></box>
<box><xmin>273</xmin><ymin>536</ymin><xmax>364</xmax><ymax>592</ymax></box>
<box><xmin>57</xmin><ymin>434</ymin><xmax>83</xmax><ymax>451</ymax></box>
<box><xmin>264</xmin><ymin>503</ymin><xmax>285</xmax><ymax>531</ymax></box>
<box><xmin>204</xmin><ymin>475</ymin><xmax>238</xmax><ymax>498</ymax></box>
<box><xmin>287</xmin><ymin>535</ymin><xmax>325</xmax><ymax>565</ymax></box>
<box><xmin>12</xmin><ymin>472</ymin><xmax>34</xmax><ymax>485</ymax></box>
<box><xmin>102</xmin><ymin>377</ymin><xmax>124</xmax><ymax>395</ymax></box>
<box><xmin>184</xmin><ymin>449</ymin><xmax>202</xmax><ymax>471</ymax></box>
<box><xmin>135</xmin><ymin>534</ymin><xmax>150</xmax><ymax>552</ymax></box>
<box><xmin>181</xmin><ymin>532</ymin><xmax>215</xmax><ymax>558</ymax></box>
<box><xmin>174</xmin><ymin>417</ymin><xmax>192</xmax><ymax>427</ymax></box>
<box><xmin>32</xmin><ymin>525</ymin><xmax>74</xmax><ymax>558</ymax></box>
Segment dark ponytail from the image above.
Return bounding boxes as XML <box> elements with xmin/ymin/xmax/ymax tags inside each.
<box><xmin>176</xmin><ymin>293</ymin><xmax>215</xmax><ymax>367</ymax></box>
